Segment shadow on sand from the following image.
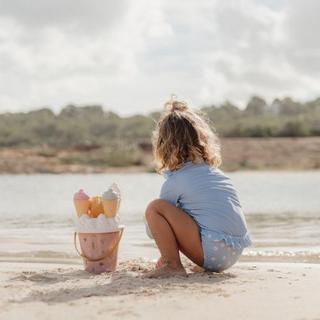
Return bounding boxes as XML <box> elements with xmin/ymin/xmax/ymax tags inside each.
<box><xmin>9</xmin><ymin>261</ymin><xmax>237</xmax><ymax>304</ymax></box>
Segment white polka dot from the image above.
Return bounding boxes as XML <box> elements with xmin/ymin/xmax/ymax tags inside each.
<box><xmin>222</xmin><ymin>256</ymin><xmax>226</xmax><ymax>260</ymax></box>
<box><xmin>211</xmin><ymin>257</ymin><xmax>216</xmax><ymax>261</ymax></box>
<box><xmin>213</xmin><ymin>246</ymin><xmax>218</xmax><ymax>251</ymax></box>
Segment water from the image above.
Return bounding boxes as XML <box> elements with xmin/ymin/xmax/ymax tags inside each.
<box><xmin>0</xmin><ymin>171</ymin><xmax>319</xmax><ymax>264</ymax></box>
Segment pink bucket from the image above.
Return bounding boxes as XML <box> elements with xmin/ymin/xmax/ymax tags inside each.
<box><xmin>74</xmin><ymin>228</ymin><xmax>124</xmax><ymax>274</ymax></box>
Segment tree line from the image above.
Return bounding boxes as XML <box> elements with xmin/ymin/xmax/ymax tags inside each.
<box><xmin>0</xmin><ymin>96</ymin><xmax>319</xmax><ymax>150</ymax></box>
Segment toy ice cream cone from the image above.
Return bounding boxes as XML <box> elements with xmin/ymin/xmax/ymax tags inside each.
<box><xmin>73</xmin><ymin>189</ymin><xmax>90</xmax><ymax>217</ymax></box>
<box><xmin>102</xmin><ymin>184</ymin><xmax>121</xmax><ymax>218</ymax></box>
<box><xmin>89</xmin><ymin>196</ymin><xmax>104</xmax><ymax>218</ymax></box>
<box><xmin>73</xmin><ymin>183</ymin><xmax>124</xmax><ymax>274</ymax></box>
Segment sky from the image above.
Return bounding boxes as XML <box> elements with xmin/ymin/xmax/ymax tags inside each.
<box><xmin>0</xmin><ymin>0</ymin><xmax>319</xmax><ymax>115</ymax></box>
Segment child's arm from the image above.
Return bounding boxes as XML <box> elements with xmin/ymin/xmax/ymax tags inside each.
<box><xmin>159</xmin><ymin>177</ymin><xmax>181</xmax><ymax>206</ymax></box>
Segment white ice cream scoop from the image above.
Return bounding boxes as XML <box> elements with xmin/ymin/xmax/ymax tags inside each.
<box><xmin>102</xmin><ymin>183</ymin><xmax>121</xmax><ymax>200</ymax></box>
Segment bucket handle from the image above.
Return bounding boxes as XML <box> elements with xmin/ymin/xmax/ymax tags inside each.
<box><xmin>74</xmin><ymin>227</ymin><xmax>124</xmax><ymax>262</ymax></box>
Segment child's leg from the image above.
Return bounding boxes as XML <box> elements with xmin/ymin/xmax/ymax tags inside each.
<box><xmin>145</xmin><ymin>199</ymin><xmax>204</xmax><ymax>276</ymax></box>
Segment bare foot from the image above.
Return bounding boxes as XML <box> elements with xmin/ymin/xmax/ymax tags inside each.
<box><xmin>190</xmin><ymin>265</ymin><xmax>205</xmax><ymax>273</ymax></box>
<box><xmin>155</xmin><ymin>256</ymin><xmax>165</xmax><ymax>269</ymax></box>
<box><xmin>143</xmin><ymin>264</ymin><xmax>187</xmax><ymax>279</ymax></box>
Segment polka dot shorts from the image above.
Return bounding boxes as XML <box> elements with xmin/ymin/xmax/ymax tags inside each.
<box><xmin>201</xmin><ymin>236</ymin><xmax>243</xmax><ymax>272</ymax></box>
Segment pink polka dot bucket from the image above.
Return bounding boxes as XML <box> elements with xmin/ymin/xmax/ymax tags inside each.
<box><xmin>74</xmin><ymin>228</ymin><xmax>124</xmax><ymax>274</ymax></box>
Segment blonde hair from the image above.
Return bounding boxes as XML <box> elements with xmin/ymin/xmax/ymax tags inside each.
<box><xmin>152</xmin><ymin>98</ymin><xmax>221</xmax><ymax>173</ymax></box>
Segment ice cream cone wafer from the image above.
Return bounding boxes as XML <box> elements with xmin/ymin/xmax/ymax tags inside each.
<box><xmin>74</xmin><ymin>200</ymin><xmax>90</xmax><ymax>216</ymax></box>
<box><xmin>73</xmin><ymin>189</ymin><xmax>90</xmax><ymax>217</ymax></box>
<box><xmin>102</xmin><ymin>184</ymin><xmax>121</xmax><ymax>218</ymax></box>
<box><xmin>102</xmin><ymin>199</ymin><xmax>119</xmax><ymax>218</ymax></box>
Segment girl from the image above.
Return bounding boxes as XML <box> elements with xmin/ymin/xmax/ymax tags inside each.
<box><xmin>144</xmin><ymin>98</ymin><xmax>251</xmax><ymax>278</ymax></box>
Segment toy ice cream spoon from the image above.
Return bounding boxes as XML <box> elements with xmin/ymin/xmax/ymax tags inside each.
<box><xmin>73</xmin><ymin>189</ymin><xmax>90</xmax><ymax>216</ymax></box>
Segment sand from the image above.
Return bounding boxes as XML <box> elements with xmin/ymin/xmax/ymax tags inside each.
<box><xmin>0</xmin><ymin>260</ymin><xmax>320</xmax><ymax>320</ymax></box>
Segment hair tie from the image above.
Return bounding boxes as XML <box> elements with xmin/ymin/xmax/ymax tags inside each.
<box><xmin>165</xmin><ymin>94</ymin><xmax>188</xmax><ymax>112</ymax></box>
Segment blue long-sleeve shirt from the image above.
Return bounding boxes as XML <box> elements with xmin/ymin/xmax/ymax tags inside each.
<box><xmin>160</xmin><ymin>162</ymin><xmax>251</xmax><ymax>249</ymax></box>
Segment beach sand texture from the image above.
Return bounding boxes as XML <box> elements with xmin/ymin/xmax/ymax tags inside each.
<box><xmin>1</xmin><ymin>260</ymin><xmax>320</xmax><ymax>320</ymax></box>
<box><xmin>1</xmin><ymin>172</ymin><xmax>319</xmax><ymax>319</ymax></box>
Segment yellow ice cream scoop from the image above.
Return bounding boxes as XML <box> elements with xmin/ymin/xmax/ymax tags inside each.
<box><xmin>89</xmin><ymin>196</ymin><xmax>104</xmax><ymax>218</ymax></box>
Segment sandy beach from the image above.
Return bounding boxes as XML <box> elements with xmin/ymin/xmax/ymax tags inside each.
<box><xmin>1</xmin><ymin>172</ymin><xmax>319</xmax><ymax>319</ymax></box>
<box><xmin>2</xmin><ymin>0</ymin><xmax>320</xmax><ymax>318</ymax></box>
<box><xmin>1</xmin><ymin>260</ymin><xmax>319</xmax><ymax>320</ymax></box>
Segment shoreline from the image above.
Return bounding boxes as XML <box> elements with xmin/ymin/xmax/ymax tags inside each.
<box><xmin>1</xmin><ymin>167</ymin><xmax>320</xmax><ymax>176</ymax></box>
<box><xmin>1</xmin><ymin>166</ymin><xmax>320</xmax><ymax>174</ymax></box>
<box><xmin>1</xmin><ymin>137</ymin><xmax>320</xmax><ymax>174</ymax></box>
<box><xmin>1</xmin><ymin>260</ymin><xmax>320</xmax><ymax>319</ymax></box>
<box><xmin>1</xmin><ymin>249</ymin><xmax>320</xmax><ymax>265</ymax></box>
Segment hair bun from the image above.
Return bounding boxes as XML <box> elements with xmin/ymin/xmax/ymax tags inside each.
<box><xmin>165</xmin><ymin>96</ymin><xmax>189</xmax><ymax>112</ymax></box>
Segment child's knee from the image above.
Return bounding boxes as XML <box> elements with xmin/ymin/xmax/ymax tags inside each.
<box><xmin>145</xmin><ymin>200</ymin><xmax>156</xmax><ymax>221</ymax></box>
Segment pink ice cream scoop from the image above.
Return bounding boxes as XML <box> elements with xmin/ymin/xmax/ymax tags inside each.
<box><xmin>73</xmin><ymin>189</ymin><xmax>90</xmax><ymax>216</ymax></box>
<box><xmin>74</xmin><ymin>189</ymin><xmax>90</xmax><ymax>200</ymax></box>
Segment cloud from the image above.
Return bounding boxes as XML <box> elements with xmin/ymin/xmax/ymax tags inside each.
<box><xmin>0</xmin><ymin>0</ymin><xmax>128</xmax><ymax>31</ymax></box>
<box><xmin>283</xmin><ymin>0</ymin><xmax>320</xmax><ymax>77</ymax></box>
<box><xmin>0</xmin><ymin>0</ymin><xmax>319</xmax><ymax>115</ymax></box>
